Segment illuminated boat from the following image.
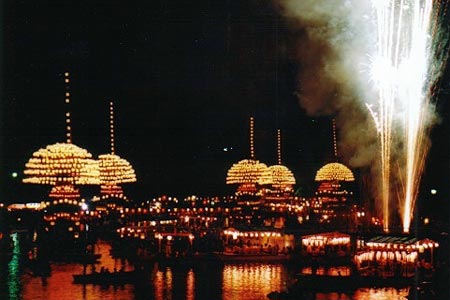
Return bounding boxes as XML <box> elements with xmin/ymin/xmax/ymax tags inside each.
<box><xmin>215</xmin><ymin>226</ymin><xmax>294</xmax><ymax>263</ymax></box>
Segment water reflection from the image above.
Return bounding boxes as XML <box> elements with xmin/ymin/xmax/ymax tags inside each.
<box><xmin>8</xmin><ymin>233</ymin><xmax>21</xmax><ymax>300</ymax></box>
<box><xmin>222</xmin><ymin>264</ymin><xmax>288</xmax><ymax>300</ymax></box>
<box><xmin>9</xmin><ymin>240</ymin><xmax>414</xmax><ymax>300</ymax></box>
<box><xmin>314</xmin><ymin>287</ymin><xmax>409</xmax><ymax>300</ymax></box>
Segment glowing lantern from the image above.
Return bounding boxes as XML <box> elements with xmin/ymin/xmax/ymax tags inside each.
<box><xmin>98</xmin><ymin>102</ymin><xmax>137</xmax><ymax>199</ymax></box>
<box><xmin>226</xmin><ymin>116</ymin><xmax>268</xmax><ymax>195</ymax></box>
<box><xmin>259</xmin><ymin>165</ymin><xmax>295</xmax><ymax>191</ymax></box>
<box><xmin>315</xmin><ymin>162</ymin><xmax>354</xmax><ymax>182</ymax></box>
<box><xmin>23</xmin><ymin>142</ymin><xmax>100</xmax><ymax>186</ymax></box>
<box><xmin>226</xmin><ymin>159</ymin><xmax>267</xmax><ymax>194</ymax></box>
<box><xmin>258</xmin><ymin>129</ymin><xmax>296</xmax><ymax>193</ymax></box>
<box><xmin>99</xmin><ymin>153</ymin><xmax>136</xmax><ymax>198</ymax></box>
<box><xmin>22</xmin><ymin>73</ymin><xmax>99</xmax><ymax>201</ymax></box>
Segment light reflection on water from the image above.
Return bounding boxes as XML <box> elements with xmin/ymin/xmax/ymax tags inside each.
<box><xmin>8</xmin><ymin>233</ymin><xmax>21</xmax><ymax>300</ymax></box>
<box><xmin>222</xmin><ymin>264</ymin><xmax>288</xmax><ymax>300</ymax></box>
<box><xmin>6</xmin><ymin>240</ymin><xmax>412</xmax><ymax>300</ymax></box>
<box><xmin>314</xmin><ymin>288</ymin><xmax>408</xmax><ymax>300</ymax></box>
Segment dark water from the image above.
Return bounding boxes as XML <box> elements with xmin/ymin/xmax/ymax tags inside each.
<box><xmin>1</xmin><ymin>234</ymin><xmax>409</xmax><ymax>300</ymax></box>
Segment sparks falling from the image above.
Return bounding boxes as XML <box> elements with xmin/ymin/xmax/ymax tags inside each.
<box><xmin>367</xmin><ymin>0</ymin><xmax>447</xmax><ymax>233</ymax></box>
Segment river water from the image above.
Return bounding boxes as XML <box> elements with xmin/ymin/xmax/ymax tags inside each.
<box><xmin>1</xmin><ymin>234</ymin><xmax>410</xmax><ymax>300</ymax></box>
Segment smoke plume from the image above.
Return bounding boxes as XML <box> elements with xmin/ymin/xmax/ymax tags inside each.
<box><xmin>274</xmin><ymin>0</ymin><xmax>449</xmax><ymax>228</ymax></box>
<box><xmin>275</xmin><ymin>0</ymin><xmax>381</xmax><ymax>199</ymax></box>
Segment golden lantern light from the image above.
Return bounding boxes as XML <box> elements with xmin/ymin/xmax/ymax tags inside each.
<box><xmin>315</xmin><ymin>119</ymin><xmax>354</xmax><ymax>182</ymax></box>
<box><xmin>98</xmin><ymin>101</ymin><xmax>137</xmax><ymax>199</ymax></box>
<box><xmin>226</xmin><ymin>117</ymin><xmax>268</xmax><ymax>195</ymax></box>
<box><xmin>259</xmin><ymin>165</ymin><xmax>296</xmax><ymax>190</ymax></box>
<box><xmin>98</xmin><ymin>153</ymin><xmax>136</xmax><ymax>198</ymax></box>
<box><xmin>226</xmin><ymin>159</ymin><xmax>268</xmax><ymax>185</ymax></box>
<box><xmin>259</xmin><ymin>129</ymin><xmax>296</xmax><ymax>192</ymax></box>
<box><xmin>315</xmin><ymin>162</ymin><xmax>354</xmax><ymax>182</ymax></box>
<box><xmin>23</xmin><ymin>142</ymin><xmax>100</xmax><ymax>185</ymax></box>
<box><xmin>226</xmin><ymin>159</ymin><xmax>268</xmax><ymax>195</ymax></box>
<box><xmin>22</xmin><ymin>72</ymin><xmax>100</xmax><ymax>201</ymax></box>
<box><xmin>49</xmin><ymin>185</ymin><xmax>80</xmax><ymax>200</ymax></box>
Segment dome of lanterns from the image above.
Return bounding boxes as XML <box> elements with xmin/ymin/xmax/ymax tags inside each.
<box><xmin>258</xmin><ymin>129</ymin><xmax>296</xmax><ymax>192</ymax></box>
<box><xmin>98</xmin><ymin>154</ymin><xmax>136</xmax><ymax>185</ymax></box>
<box><xmin>315</xmin><ymin>162</ymin><xmax>354</xmax><ymax>182</ymax></box>
<box><xmin>315</xmin><ymin>119</ymin><xmax>355</xmax><ymax>182</ymax></box>
<box><xmin>226</xmin><ymin>159</ymin><xmax>268</xmax><ymax>185</ymax></box>
<box><xmin>23</xmin><ymin>142</ymin><xmax>100</xmax><ymax>185</ymax></box>
<box><xmin>258</xmin><ymin>165</ymin><xmax>296</xmax><ymax>188</ymax></box>
<box><xmin>226</xmin><ymin>117</ymin><xmax>269</xmax><ymax>195</ymax></box>
<box><xmin>98</xmin><ymin>153</ymin><xmax>136</xmax><ymax>198</ymax></box>
<box><xmin>226</xmin><ymin>159</ymin><xmax>268</xmax><ymax>195</ymax></box>
<box><xmin>97</xmin><ymin>101</ymin><xmax>137</xmax><ymax>200</ymax></box>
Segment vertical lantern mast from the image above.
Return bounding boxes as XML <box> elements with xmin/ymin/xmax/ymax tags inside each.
<box><xmin>277</xmin><ymin>129</ymin><xmax>282</xmax><ymax>165</ymax></box>
<box><xmin>64</xmin><ymin>72</ymin><xmax>72</xmax><ymax>144</ymax></box>
<box><xmin>110</xmin><ymin>101</ymin><xmax>115</xmax><ymax>155</ymax></box>
<box><xmin>332</xmin><ymin>118</ymin><xmax>338</xmax><ymax>160</ymax></box>
<box><xmin>250</xmin><ymin>116</ymin><xmax>255</xmax><ymax>159</ymax></box>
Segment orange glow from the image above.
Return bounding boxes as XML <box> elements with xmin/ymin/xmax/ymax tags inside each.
<box><xmin>98</xmin><ymin>154</ymin><xmax>136</xmax><ymax>184</ymax></box>
<box><xmin>226</xmin><ymin>159</ymin><xmax>267</xmax><ymax>195</ymax></box>
<box><xmin>258</xmin><ymin>165</ymin><xmax>295</xmax><ymax>191</ymax></box>
<box><xmin>315</xmin><ymin>162</ymin><xmax>354</xmax><ymax>182</ymax></box>
<box><xmin>48</xmin><ymin>185</ymin><xmax>80</xmax><ymax>200</ymax></box>
<box><xmin>23</xmin><ymin>142</ymin><xmax>100</xmax><ymax>186</ymax></box>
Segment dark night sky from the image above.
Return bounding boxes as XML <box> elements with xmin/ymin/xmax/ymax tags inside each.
<box><xmin>0</xmin><ymin>1</ymin><xmax>449</xmax><ymax>220</ymax></box>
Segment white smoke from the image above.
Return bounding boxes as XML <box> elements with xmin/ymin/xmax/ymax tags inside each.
<box><xmin>275</xmin><ymin>0</ymin><xmax>449</xmax><ymax>229</ymax></box>
<box><xmin>275</xmin><ymin>0</ymin><xmax>379</xmax><ymax>166</ymax></box>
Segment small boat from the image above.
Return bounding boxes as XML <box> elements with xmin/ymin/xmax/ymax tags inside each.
<box><xmin>72</xmin><ymin>269</ymin><xmax>141</xmax><ymax>285</ymax></box>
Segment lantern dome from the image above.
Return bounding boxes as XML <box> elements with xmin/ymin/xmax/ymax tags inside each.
<box><xmin>226</xmin><ymin>159</ymin><xmax>267</xmax><ymax>185</ymax></box>
<box><xmin>315</xmin><ymin>162</ymin><xmax>354</xmax><ymax>182</ymax></box>
<box><xmin>98</xmin><ymin>154</ymin><xmax>136</xmax><ymax>185</ymax></box>
<box><xmin>258</xmin><ymin>165</ymin><xmax>296</xmax><ymax>188</ymax></box>
<box><xmin>23</xmin><ymin>142</ymin><xmax>100</xmax><ymax>185</ymax></box>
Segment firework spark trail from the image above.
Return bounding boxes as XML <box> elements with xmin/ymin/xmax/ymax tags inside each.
<box><xmin>368</xmin><ymin>0</ymin><xmax>442</xmax><ymax>233</ymax></box>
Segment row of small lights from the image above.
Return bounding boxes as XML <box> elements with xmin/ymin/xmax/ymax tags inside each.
<box><xmin>223</xmin><ymin>230</ymin><xmax>282</xmax><ymax>238</ymax></box>
<box><xmin>366</xmin><ymin>242</ymin><xmax>439</xmax><ymax>250</ymax></box>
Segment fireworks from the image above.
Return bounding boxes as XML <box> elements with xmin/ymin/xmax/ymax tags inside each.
<box><xmin>367</xmin><ymin>0</ymin><xmax>448</xmax><ymax>232</ymax></box>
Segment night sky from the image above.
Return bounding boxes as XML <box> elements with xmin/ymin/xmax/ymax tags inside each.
<box><xmin>0</xmin><ymin>1</ymin><xmax>449</xmax><ymax>220</ymax></box>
